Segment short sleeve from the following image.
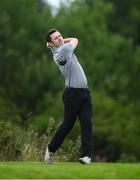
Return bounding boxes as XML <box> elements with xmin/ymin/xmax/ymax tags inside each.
<box><xmin>54</xmin><ymin>43</ymin><xmax>73</xmax><ymax>66</ymax></box>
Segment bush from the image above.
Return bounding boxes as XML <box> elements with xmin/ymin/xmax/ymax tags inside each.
<box><xmin>0</xmin><ymin>120</ymin><xmax>22</xmax><ymax>160</ymax></box>
<box><xmin>93</xmin><ymin>91</ymin><xmax>140</xmax><ymax>162</ymax></box>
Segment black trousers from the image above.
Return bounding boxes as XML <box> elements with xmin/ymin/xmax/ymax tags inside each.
<box><xmin>48</xmin><ymin>87</ymin><xmax>93</xmax><ymax>157</ymax></box>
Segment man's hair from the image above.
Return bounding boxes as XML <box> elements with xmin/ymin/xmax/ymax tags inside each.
<box><xmin>46</xmin><ymin>29</ymin><xmax>58</xmax><ymax>43</ymax></box>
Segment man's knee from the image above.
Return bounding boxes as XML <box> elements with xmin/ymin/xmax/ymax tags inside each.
<box><xmin>60</xmin><ymin>122</ymin><xmax>74</xmax><ymax>131</ymax></box>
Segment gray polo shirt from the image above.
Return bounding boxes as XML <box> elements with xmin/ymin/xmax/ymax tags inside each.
<box><xmin>52</xmin><ymin>43</ymin><xmax>88</xmax><ymax>88</ymax></box>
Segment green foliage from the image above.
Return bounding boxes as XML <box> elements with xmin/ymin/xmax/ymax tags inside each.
<box><xmin>0</xmin><ymin>96</ymin><xmax>21</xmax><ymax>124</ymax></box>
<box><xmin>104</xmin><ymin>0</ymin><xmax>140</xmax><ymax>43</ymax></box>
<box><xmin>0</xmin><ymin>118</ymin><xmax>80</xmax><ymax>161</ymax></box>
<box><xmin>0</xmin><ymin>0</ymin><xmax>54</xmax><ymax>114</ymax></box>
<box><xmin>27</xmin><ymin>91</ymin><xmax>63</xmax><ymax>133</ymax></box>
<box><xmin>0</xmin><ymin>120</ymin><xmax>21</xmax><ymax>160</ymax></box>
<box><xmin>93</xmin><ymin>91</ymin><xmax>140</xmax><ymax>162</ymax></box>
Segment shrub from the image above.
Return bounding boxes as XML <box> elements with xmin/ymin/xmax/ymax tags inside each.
<box><xmin>0</xmin><ymin>120</ymin><xmax>22</xmax><ymax>160</ymax></box>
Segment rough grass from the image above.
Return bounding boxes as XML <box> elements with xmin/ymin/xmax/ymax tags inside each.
<box><xmin>0</xmin><ymin>162</ymin><xmax>140</xmax><ymax>179</ymax></box>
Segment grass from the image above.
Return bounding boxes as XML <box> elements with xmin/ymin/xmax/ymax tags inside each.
<box><xmin>0</xmin><ymin>162</ymin><xmax>140</xmax><ymax>179</ymax></box>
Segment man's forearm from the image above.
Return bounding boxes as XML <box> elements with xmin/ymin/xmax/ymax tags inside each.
<box><xmin>63</xmin><ymin>38</ymin><xmax>78</xmax><ymax>49</ymax></box>
<box><xmin>63</xmin><ymin>38</ymin><xmax>74</xmax><ymax>43</ymax></box>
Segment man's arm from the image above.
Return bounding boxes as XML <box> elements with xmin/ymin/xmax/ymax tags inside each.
<box><xmin>63</xmin><ymin>38</ymin><xmax>78</xmax><ymax>49</ymax></box>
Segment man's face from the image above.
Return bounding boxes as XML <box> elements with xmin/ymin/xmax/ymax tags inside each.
<box><xmin>50</xmin><ymin>31</ymin><xmax>64</xmax><ymax>47</ymax></box>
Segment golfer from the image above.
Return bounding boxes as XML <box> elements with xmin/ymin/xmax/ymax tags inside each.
<box><xmin>44</xmin><ymin>29</ymin><xmax>93</xmax><ymax>164</ymax></box>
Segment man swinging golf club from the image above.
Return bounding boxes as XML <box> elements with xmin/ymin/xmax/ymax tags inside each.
<box><xmin>44</xmin><ymin>29</ymin><xmax>93</xmax><ymax>164</ymax></box>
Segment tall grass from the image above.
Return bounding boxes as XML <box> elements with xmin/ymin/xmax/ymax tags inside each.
<box><xmin>0</xmin><ymin>118</ymin><xmax>81</xmax><ymax>161</ymax></box>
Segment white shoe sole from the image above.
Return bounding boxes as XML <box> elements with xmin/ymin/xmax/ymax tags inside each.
<box><xmin>79</xmin><ymin>157</ymin><xmax>91</xmax><ymax>164</ymax></box>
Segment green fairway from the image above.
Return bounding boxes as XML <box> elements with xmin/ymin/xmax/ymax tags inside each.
<box><xmin>0</xmin><ymin>162</ymin><xmax>140</xmax><ymax>179</ymax></box>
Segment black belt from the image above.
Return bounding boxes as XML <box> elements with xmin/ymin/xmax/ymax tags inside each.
<box><xmin>65</xmin><ymin>87</ymin><xmax>89</xmax><ymax>91</ymax></box>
